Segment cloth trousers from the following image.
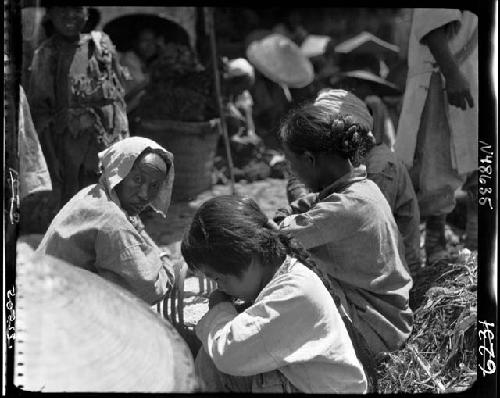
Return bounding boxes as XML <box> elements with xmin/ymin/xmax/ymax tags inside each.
<box><xmin>194</xmin><ymin>348</ymin><xmax>300</xmax><ymax>393</ymax></box>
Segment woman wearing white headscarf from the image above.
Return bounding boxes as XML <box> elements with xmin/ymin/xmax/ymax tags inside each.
<box><xmin>36</xmin><ymin>136</ymin><xmax>175</xmax><ymax>305</ymax></box>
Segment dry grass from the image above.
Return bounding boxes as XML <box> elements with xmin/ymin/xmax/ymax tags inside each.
<box><xmin>376</xmin><ymin>249</ymin><xmax>477</xmax><ymax>393</ymax></box>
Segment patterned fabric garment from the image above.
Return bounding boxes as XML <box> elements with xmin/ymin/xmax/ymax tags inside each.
<box><xmin>28</xmin><ymin>32</ymin><xmax>129</xmax><ymax>206</ymax></box>
<box><xmin>35</xmin><ymin>137</ymin><xmax>175</xmax><ymax>305</ymax></box>
<box><xmin>280</xmin><ymin>167</ymin><xmax>414</xmax><ymax>355</ymax></box>
<box><xmin>28</xmin><ymin>31</ymin><xmax>129</xmax><ymax>144</ymax></box>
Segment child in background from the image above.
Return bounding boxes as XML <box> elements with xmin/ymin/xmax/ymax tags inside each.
<box><xmin>181</xmin><ymin>195</ymin><xmax>367</xmax><ymax>394</ymax></box>
<box><xmin>28</xmin><ymin>6</ymin><xmax>129</xmax><ymax>211</ymax></box>
<box><xmin>276</xmin><ymin>90</ymin><xmax>413</xmax><ymax>356</ymax></box>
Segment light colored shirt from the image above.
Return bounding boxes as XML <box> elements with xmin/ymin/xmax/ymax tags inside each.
<box><xmin>18</xmin><ymin>86</ymin><xmax>52</xmax><ymax>200</ymax></box>
<box><xmin>396</xmin><ymin>9</ymin><xmax>478</xmax><ymax>175</ymax></box>
<box><xmin>281</xmin><ymin>168</ymin><xmax>413</xmax><ymax>354</ymax></box>
<box><xmin>196</xmin><ymin>257</ymin><xmax>367</xmax><ymax>394</ymax></box>
<box><xmin>364</xmin><ymin>144</ymin><xmax>421</xmax><ymax>273</ymax></box>
<box><xmin>35</xmin><ymin>183</ymin><xmax>174</xmax><ymax>305</ymax></box>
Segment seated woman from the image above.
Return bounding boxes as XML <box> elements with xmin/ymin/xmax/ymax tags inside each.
<box><xmin>275</xmin><ymin>91</ymin><xmax>413</xmax><ymax>356</ymax></box>
<box><xmin>36</xmin><ymin>136</ymin><xmax>175</xmax><ymax>305</ymax></box>
<box><xmin>181</xmin><ymin>195</ymin><xmax>367</xmax><ymax>394</ymax></box>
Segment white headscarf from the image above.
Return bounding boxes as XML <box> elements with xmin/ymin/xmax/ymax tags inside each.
<box><xmin>315</xmin><ymin>89</ymin><xmax>373</xmax><ymax>132</ymax></box>
<box><xmin>98</xmin><ymin>137</ymin><xmax>175</xmax><ymax>218</ymax></box>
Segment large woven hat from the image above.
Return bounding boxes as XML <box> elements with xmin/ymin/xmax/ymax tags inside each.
<box><xmin>246</xmin><ymin>33</ymin><xmax>314</xmax><ymax>88</ymax></box>
<box><xmin>14</xmin><ymin>254</ymin><xmax>197</xmax><ymax>393</ymax></box>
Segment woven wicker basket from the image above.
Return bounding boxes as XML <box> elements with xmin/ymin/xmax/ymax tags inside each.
<box><xmin>135</xmin><ymin>118</ymin><xmax>220</xmax><ymax>202</ymax></box>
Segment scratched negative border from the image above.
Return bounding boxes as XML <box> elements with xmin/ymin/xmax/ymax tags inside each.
<box><xmin>2</xmin><ymin>1</ymin><xmax>499</xmax><ymax>397</ymax></box>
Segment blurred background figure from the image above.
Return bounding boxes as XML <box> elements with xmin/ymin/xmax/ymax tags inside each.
<box><xmin>246</xmin><ymin>31</ymin><xmax>314</xmax><ymax>149</ymax></box>
<box><xmin>119</xmin><ymin>27</ymin><xmax>159</xmax><ymax>114</ymax></box>
<box><xmin>27</xmin><ymin>5</ymin><xmax>129</xmax><ymax>213</ymax></box>
<box><xmin>271</xmin><ymin>9</ymin><xmax>309</xmax><ymax>47</ymax></box>
<box><xmin>326</xmin><ymin>31</ymin><xmax>401</xmax><ymax>151</ymax></box>
<box><xmin>219</xmin><ymin>57</ymin><xmax>271</xmax><ymax>182</ymax></box>
<box><xmin>395</xmin><ymin>9</ymin><xmax>478</xmax><ymax>263</ymax></box>
<box><xmin>222</xmin><ymin>57</ymin><xmax>256</xmax><ymax>137</ymax></box>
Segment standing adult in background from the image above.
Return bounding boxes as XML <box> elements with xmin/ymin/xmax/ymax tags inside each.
<box><xmin>28</xmin><ymin>5</ymin><xmax>129</xmax><ymax>212</ymax></box>
<box><xmin>396</xmin><ymin>9</ymin><xmax>478</xmax><ymax>263</ymax></box>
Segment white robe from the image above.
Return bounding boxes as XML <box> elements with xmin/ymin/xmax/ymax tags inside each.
<box><xmin>396</xmin><ymin>9</ymin><xmax>478</xmax><ymax>175</ymax></box>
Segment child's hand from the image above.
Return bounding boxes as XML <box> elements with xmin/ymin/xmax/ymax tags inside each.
<box><xmin>208</xmin><ymin>289</ymin><xmax>232</xmax><ymax>309</ymax></box>
<box><xmin>273</xmin><ymin>208</ymin><xmax>291</xmax><ymax>225</ymax></box>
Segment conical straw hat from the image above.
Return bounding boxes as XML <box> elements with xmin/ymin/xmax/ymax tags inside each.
<box><xmin>246</xmin><ymin>33</ymin><xmax>314</xmax><ymax>88</ymax></box>
<box><xmin>14</xmin><ymin>254</ymin><xmax>197</xmax><ymax>393</ymax></box>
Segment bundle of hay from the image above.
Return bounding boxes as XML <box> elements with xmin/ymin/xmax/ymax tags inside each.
<box><xmin>376</xmin><ymin>249</ymin><xmax>477</xmax><ymax>393</ymax></box>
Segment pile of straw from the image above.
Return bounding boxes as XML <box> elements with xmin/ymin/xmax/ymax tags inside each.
<box><xmin>376</xmin><ymin>249</ymin><xmax>477</xmax><ymax>393</ymax></box>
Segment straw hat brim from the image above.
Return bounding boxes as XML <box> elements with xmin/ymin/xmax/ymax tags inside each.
<box><xmin>334</xmin><ymin>31</ymin><xmax>399</xmax><ymax>56</ymax></box>
<box><xmin>246</xmin><ymin>33</ymin><xmax>314</xmax><ymax>88</ymax></box>
<box><xmin>15</xmin><ymin>254</ymin><xmax>196</xmax><ymax>392</ymax></box>
<box><xmin>330</xmin><ymin>70</ymin><xmax>402</xmax><ymax>97</ymax></box>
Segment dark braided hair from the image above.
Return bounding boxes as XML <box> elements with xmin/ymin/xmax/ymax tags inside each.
<box><xmin>181</xmin><ymin>195</ymin><xmax>317</xmax><ymax>278</ymax></box>
<box><xmin>279</xmin><ymin>101</ymin><xmax>375</xmax><ymax>167</ymax></box>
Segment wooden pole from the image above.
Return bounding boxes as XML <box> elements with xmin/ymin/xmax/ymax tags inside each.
<box><xmin>205</xmin><ymin>7</ymin><xmax>236</xmax><ymax>195</ymax></box>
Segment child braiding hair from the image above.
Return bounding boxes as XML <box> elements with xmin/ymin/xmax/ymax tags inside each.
<box><xmin>181</xmin><ymin>194</ymin><xmax>369</xmax><ymax>394</ymax></box>
<box><xmin>183</xmin><ymin>194</ymin><xmax>378</xmax><ymax>391</ymax></box>
<box><xmin>181</xmin><ymin>195</ymin><xmax>315</xmax><ymax>278</ymax></box>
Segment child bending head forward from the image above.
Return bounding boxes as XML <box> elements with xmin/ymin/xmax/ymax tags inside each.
<box><xmin>181</xmin><ymin>195</ymin><xmax>367</xmax><ymax>394</ymax></box>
